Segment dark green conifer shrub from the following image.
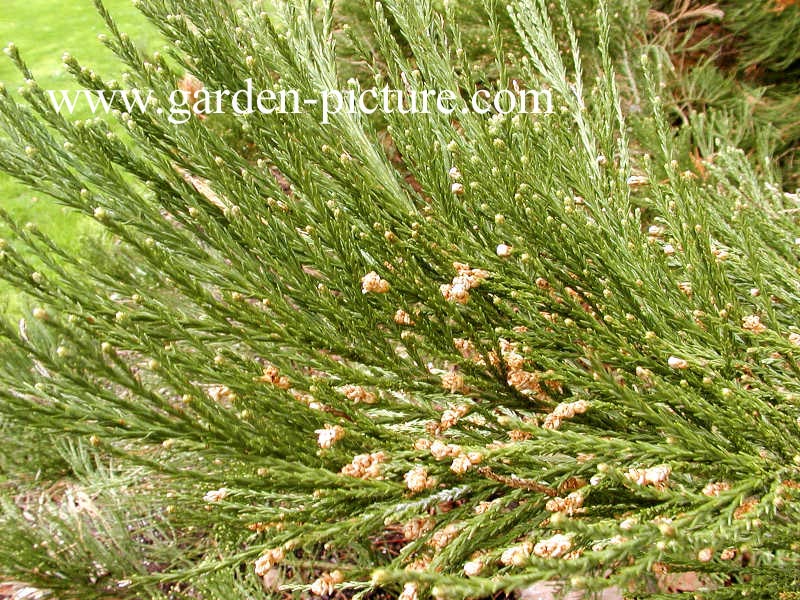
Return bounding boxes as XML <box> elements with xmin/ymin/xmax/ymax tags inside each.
<box><xmin>0</xmin><ymin>1</ymin><xmax>798</xmax><ymax>598</ymax></box>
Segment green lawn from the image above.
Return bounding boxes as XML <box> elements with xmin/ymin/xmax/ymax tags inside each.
<box><xmin>0</xmin><ymin>0</ymin><xmax>159</xmax><ymax>310</ymax></box>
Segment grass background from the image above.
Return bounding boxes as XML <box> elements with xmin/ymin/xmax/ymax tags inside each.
<box><xmin>0</xmin><ymin>0</ymin><xmax>159</xmax><ymax>310</ymax></box>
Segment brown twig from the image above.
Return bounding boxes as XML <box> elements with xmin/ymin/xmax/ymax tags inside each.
<box><xmin>477</xmin><ymin>467</ymin><xmax>558</xmax><ymax>497</ymax></box>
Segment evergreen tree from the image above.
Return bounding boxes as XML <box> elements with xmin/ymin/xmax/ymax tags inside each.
<box><xmin>0</xmin><ymin>0</ymin><xmax>798</xmax><ymax>598</ymax></box>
